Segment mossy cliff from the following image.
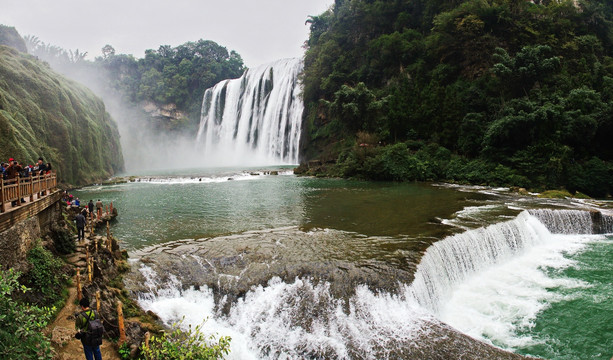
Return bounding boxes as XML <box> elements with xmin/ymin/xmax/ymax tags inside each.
<box><xmin>0</xmin><ymin>45</ymin><xmax>123</xmax><ymax>185</ymax></box>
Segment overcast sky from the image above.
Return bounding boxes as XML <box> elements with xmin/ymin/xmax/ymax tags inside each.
<box><xmin>0</xmin><ymin>0</ymin><xmax>333</xmax><ymax>67</ymax></box>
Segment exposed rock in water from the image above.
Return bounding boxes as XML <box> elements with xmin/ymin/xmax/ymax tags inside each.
<box><xmin>125</xmin><ymin>227</ymin><xmax>424</xmax><ymax>310</ymax></box>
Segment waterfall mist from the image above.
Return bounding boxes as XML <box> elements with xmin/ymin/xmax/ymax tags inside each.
<box><xmin>27</xmin><ymin>60</ymin><xmax>206</xmax><ymax>172</ymax></box>
<box><xmin>37</xmin><ymin>57</ymin><xmax>304</xmax><ymax>172</ymax></box>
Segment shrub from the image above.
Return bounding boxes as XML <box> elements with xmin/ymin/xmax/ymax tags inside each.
<box><xmin>52</xmin><ymin>227</ymin><xmax>76</xmax><ymax>254</ymax></box>
<box><xmin>25</xmin><ymin>243</ymin><xmax>67</xmax><ymax>306</ymax></box>
<box><xmin>0</xmin><ymin>269</ymin><xmax>54</xmax><ymax>360</ymax></box>
<box><xmin>141</xmin><ymin>319</ymin><xmax>231</xmax><ymax>360</ymax></box>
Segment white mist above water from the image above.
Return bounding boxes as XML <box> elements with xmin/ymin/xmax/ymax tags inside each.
<box><xmin>196</xmin><ymin>58</ymin><xmax>304</xmax><ymax>167</ymax></box>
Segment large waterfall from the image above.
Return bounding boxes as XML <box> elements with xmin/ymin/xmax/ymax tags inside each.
<box><xmin>196</xmin><ymin>58</ymin><xmax>304</xmax><ymax>166</ymax></box>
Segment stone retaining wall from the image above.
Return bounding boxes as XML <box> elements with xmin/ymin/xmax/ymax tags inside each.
<box><xmin>0</xmin><ymin>191</ymin><xmax>62</xmax><ymax>271</ymax></box>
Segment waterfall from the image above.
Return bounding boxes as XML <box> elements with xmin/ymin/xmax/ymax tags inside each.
<box><xmin>131</xmin><ymin>207</ymin><xmax>608</xmax><ymax>358</ymax></box>
<box><xmin>407</xmin><ymin>209</ymin><xmax>609</xmax><ymax>314</ymax></box>
<box><xmin>528</xmin><ymin>209</ymin><xmax>593</xmax><ymax>234</ymax></box>
<box><xmin>529</xmin><ymin>208</ymin><xmax>613</xmax><ymax>234</ymax></box>
<box><xmin>407</xmin><ymin>211</ymin><xmax>551</xmax><ymax>313</ymax></box>
<box><xmin>196</xmin><ymin>58</ymin><xmax>304</xmax><ymax>166</ymax></box>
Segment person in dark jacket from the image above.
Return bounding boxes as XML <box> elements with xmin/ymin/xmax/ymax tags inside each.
<box><xmin>88</xmin><ymin>200</ymin><xmax>94</xmax><ymax>217</ymax></box>
<box><xmin>6</xmin><ymin>159</ymin><xmax>21</xmax><ymax>181</ymax></box>
<box><xmin>75</xmin><ymin>297</ymin><xmax>103</xmax><ymax>360</ymax></box>
<box><xmin>36</xmin><ymin>157</ymin><xmax>47</xmax><ymax>175</ymax></box>
<box><xmin>6</xmin><ymin>159</ymin><xmax>22</xmax><ymax>206</ymax></box>
<box><xmin>75</xmin><ymin>211</ymin><xmax>86</xmax><ymax>241</ymax></box>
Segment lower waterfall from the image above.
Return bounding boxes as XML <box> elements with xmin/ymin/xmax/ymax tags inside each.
<box><xmin>132</xmin><ymin>208</ymin><xmax>611</xmax><ymax>359</ymax></box>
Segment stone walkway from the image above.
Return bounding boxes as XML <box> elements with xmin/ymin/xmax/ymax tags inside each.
<box><xmin>47</xmin><ymin>232</ymin><xmax>120</xmax><ymax>360</ymax></box>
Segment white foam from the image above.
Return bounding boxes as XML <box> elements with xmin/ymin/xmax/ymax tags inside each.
<box><xmin>130</xmin><ymin>170</ymin><xmax>294</xmax><ymax>185</ymax></box>
<box><xmin>136</xmin><ymin>269</ymin><xmax>429</xmax><ymax>360</ymax></box>
<box><xmin>441</xmin><ymin>204</ymin><xmax>503</xmax><ymax>230</ymax></box>
<box><xmin>437</xmin><ymin>233</ymin><xmax>593</xmax><ymax>350</ymax></box>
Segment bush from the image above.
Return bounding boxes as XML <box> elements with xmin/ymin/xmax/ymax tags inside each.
<box><xmin>24</xmin><ymin>243</ymin><xmax>67</xmax><ymax>306</ymax></box>
<box><xmin>52</xmin><ymin>227</ymin><xmax>76</xmax><ymax>255</ymax></box>
<box><xmin>0</xmin><ymin>269</ymin><xmax>54</xmax><ymax>360</ymax></box>
<box><xmin>141</xmin><ymin>319</ymin><xmax>231</xmax><ymax>360</ymax></box>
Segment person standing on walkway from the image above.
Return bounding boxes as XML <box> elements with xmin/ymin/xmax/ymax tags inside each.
<box><xmin>95</xmin><ymin>199</ymin><xmax>103</xmax><ymax>218</ymax></box>
<box><xmin>6</xmin><ymin>159</ymin><xmax>22</xmax><ymax>206</ymax></box>
<box><xmin>75</xmin><ymin>297</ymin><xmax>103</xmax><ymax>360</ymax></box>
<box><xmin>88</xmin><ymin>200</ymin><xmax>94</xmax><ymax>218</ymax></box>
<box><xmin>36</xmin><ymin>157</ymin><xmax>47</xmax><ymax>175</ymax></box>
<box><xmin>75</xmin><ymin>211</ymin><xmax>86</xmax><ymax>241</ymax></box>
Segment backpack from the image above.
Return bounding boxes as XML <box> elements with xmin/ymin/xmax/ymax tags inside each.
<box><xmin>80</xmin><ymin>310</ymin><xmax>104</xmax><ymax>347</ymax></box>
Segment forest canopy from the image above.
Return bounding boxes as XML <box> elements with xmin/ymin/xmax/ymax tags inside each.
<box><xmin>300</xmin><ymin>0</ymin><xmax>613</xmax><ymax>197</ymax></box>
<box><xmin>25</xmin><ymin>37</ymin><xmax>245</xmax><ymax>128</ymax></box>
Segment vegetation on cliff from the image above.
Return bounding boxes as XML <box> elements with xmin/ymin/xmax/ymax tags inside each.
<box><xmin>0</xmin><ymin>45</ymin><xmax>123</xmax><ymax>185</ymax></box>
<box><xmin>0</xmin><ymin>25</ymin><xmax>27</xmax><ymax>53</ymax></box>
<box><xmin>26</xmin><ymin>37</ymin><xmax>245</xmax><ymax>132</ymax></box>
<box><xmin>300</xmin><ymin>0</ymin><xmax>613</xmax><ymax>197</ymax></box>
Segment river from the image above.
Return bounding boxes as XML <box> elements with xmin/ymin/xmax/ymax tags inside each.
<box><xmin>74</xmin><ymin>168</ymin><xmax>613</xmax><ymax>359</ymax></box>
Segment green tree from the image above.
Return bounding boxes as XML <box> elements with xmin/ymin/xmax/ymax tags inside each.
<box><xmin>0</xmin><ymin>269</ymin><xmax>55</xmax><ymax>360</ymax></box>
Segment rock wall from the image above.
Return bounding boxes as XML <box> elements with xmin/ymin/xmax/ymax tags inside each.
<box><xmin>0</xmin><ymin>192</ymin><xmax>62</xmax><ymax>271</ymax></box>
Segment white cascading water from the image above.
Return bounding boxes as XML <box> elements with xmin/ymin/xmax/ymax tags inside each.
<box><xmin>528</xmin><ymin>209</ymin><xmax>594</xmax><ymax>234</ymax></box>
<box><xmin>407</xmin><ymin>209</ymin><xmax>605</xmax><ymax>350</ymax></box>
<box><xmin>406</xmin><ymin>211</ymin><xmax>552</xmax><ymax>313</ymax></box>
<box><xmin>135</xmin><ymin>209</ymin><xmax>605</xmax><ymax>357</ymax></box>
<box><xmin>195</xmin><ymin>58</ymin><xmax>304</xmax><ymax>166</ymax></box>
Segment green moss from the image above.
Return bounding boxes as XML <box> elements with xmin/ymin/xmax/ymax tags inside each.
<box><xmin>573</xmin><ymin>191</ymin><xmax>592</xmax><ymax>199</ymax></box>
<box><xmin>0</xmin><ymin>45</ymin><xmax>123</xmax><ymax>185</ymax></box>
<box><xmin>538</xmin><ymin>190</ymin><xmax>573</xmax><ymax>199</ymax></box>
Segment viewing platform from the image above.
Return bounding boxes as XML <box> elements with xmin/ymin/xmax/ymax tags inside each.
<box><xmin>0</xmin><ymin>173</ymin><xmax>59</xmax><ymax>233</ymax></box>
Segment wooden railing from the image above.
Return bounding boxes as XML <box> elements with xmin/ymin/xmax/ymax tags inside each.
<box><xmin>0</xmin><ymin>172</ymin><xmax>57</xmax><ymax>213</ymax></box>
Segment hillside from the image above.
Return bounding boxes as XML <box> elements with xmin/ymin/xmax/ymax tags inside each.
<box><xmin>0</xmin><ymin>45</ymin><xmax>123</xmax><ymax>185</ymax></box>
<box><xmin>300</xmin><ymin>0</ymin><xmax>613</xmax><ymax>197</ymax></box>
<box><xmin>26</xmin><ymin>38</ymin><xmax>245</xmax><ymax>133</ymax></box>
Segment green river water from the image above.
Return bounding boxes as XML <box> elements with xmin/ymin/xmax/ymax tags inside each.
<box><xmin>73</xmin><ymin>170</ymin><xmax>613</xmax><ymax>360</ymax></box>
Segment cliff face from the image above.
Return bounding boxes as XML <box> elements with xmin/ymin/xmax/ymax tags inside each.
<box><xmin>0</xmin><ymin>45</ymin><xmax>124</xmax><ymax>185</ymax></box>
<box><xmin>0</xmin><ymin>25</ymin><xmax>27</xmax><ymax>53</ymax></box>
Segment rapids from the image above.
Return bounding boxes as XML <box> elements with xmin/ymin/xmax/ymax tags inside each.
<box><xmin>75</xmin><ymin>177</ymin><xmax>613</xmax><ymax>359</ymax></box>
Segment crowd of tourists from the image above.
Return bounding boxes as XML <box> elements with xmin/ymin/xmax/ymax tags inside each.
<box><xmin>65</xmin><ymin>192</ymin><xmax>106</xmax><ymax>242</ymax></box>
<box><xmin>1</xmin><ymin>157</ymin><xmax>53</xmax><ymax>207</ymax></box>
<box><xmin>1</xmin><ymin>157</ymin><xmax>52</xmax><ymax>180</ymax></box>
